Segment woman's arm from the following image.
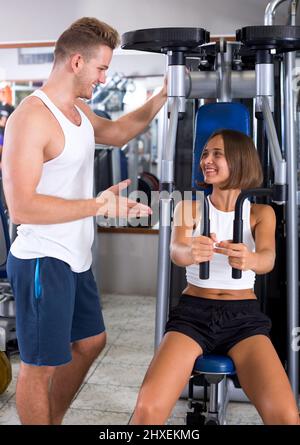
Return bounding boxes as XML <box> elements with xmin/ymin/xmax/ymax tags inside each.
<box><xmin>170</xmin><ymin>200</ymin><xmax>215</xmax><ymax>267</ymax></box>
<box><xmin>215</xmin><ymin>204</ymin><xmax>276</xmax><ymax>274</ymax></box>
<box><xmin>250</xmin><ymin>204</ymin><xmax>276</xmax><ymax>274</ymax></box>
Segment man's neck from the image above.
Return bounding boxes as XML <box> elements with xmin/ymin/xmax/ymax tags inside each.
<box><xmin>42</xmin><ymin>70</ymin><xmax>77</xmax><ymax>108</ymax></box>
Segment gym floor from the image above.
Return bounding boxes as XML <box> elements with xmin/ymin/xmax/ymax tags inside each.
<box><xmin>0</xmin><ymin>293</ymin><xmax>262</xmax><ymax>425</ymax></box>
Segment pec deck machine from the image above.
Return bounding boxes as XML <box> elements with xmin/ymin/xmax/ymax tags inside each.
<box><xmin>121</xmin><ymin>0</ymin><xmax>300</xmax><ymax>425</ymax></box>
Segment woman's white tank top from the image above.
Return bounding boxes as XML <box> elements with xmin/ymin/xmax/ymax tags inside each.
<box><xmin>186</xmin><ymin>196</ymin><xmax>256</xmax><ymax>290</ymax></box>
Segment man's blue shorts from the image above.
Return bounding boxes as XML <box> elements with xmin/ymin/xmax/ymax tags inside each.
<box><xmin>6</xmin><ymin>252</ymin><xmax>105</xmax><ymax>366</ymax></box>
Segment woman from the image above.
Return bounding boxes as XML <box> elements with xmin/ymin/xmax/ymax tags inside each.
<box><xmin>131</xmin><ymin>129</ymin><xmax>299</xmax><ymax>425</ymax></box>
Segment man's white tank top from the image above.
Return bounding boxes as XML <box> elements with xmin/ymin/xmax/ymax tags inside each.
<box><xmin>10</xmin><ymin>90</ymin><xmax>95</xmax><ymax>272</ymax></box>
<box><xmin>186</xmin><ymin>196</ymin><xmax>256</xmax><ymax>290</ymax></box>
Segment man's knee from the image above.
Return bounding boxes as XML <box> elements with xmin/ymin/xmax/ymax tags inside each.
<box><xmin>19</xmin><ymin>361</ymin><xmax>56</xmax><ymax>383</ymax></box>
<box><xmin>72</xmin><ymin>331</ymin><xmax>107</xmax><ymax>361</ymax></box>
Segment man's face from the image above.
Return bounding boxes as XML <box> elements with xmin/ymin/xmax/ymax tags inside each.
<box><xmin>75</xmin><ymin>45</ymin><xmax>113</xmax><ymax>99</ymax></box>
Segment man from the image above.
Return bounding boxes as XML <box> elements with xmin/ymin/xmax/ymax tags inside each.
<box><xmin>2</xmin><ymin>17</ymin><xmax>167</xmax><ymax>425</ymax></box>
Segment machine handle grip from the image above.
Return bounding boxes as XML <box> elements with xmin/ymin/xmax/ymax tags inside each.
<box><xmin>199</xmin><ymin>195</ymin><xmax>210</xmax><ymax>280</ymax></box>
<box><xmin>232</xmin><ymin>218</ymin><xmax>243</xmax><ymax>279</ymax></box>
<box><xmin>232</xmin><ymin>268</ymin><xmax>242</xmax><ymax>279</ymax></box>
<box><xmin>200</xmin><ymin>262</ymin><xmax>209</xmax><ymax>279</ymax></box>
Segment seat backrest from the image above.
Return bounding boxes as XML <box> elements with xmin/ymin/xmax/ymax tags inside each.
<box><xmin>192</xmin><ymin>102</ymin><xmax>251</xmax><ymax>191</ymax></box>
<box><xmin>0</xmin><ymin>200</ymin><xmax>10</xmax><ymax>278</ymax></box>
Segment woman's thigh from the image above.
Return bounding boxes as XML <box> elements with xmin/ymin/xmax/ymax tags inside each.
<box><xmin>228</xmin><ymin>335</ymin><xmax>299</xmax><ymax>425</ymax></box>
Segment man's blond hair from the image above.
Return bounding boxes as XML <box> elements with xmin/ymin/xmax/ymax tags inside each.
<box><xmin>54</xmin><ymin>17</ymin><xmax>120</xmax><ymax>64</ymax></box>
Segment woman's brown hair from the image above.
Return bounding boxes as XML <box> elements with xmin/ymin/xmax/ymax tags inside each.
<box><xmin>199</xmin><ymin>129</ymin><xmax>263</xmax><ymax>190</ymax></box>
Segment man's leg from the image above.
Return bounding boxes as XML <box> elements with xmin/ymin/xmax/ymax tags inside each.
<box><xmin>16</xmin><ymin>333</ymin><xmax>106</xmax><ymax>425</ymax></box>
<box><xmin>16</xmin><ymin>362</ymin><xmax>56</xmax><ymax>424</ymax></box>
<box><xmin>50</xmin><ymin>332</ymin><xmax>106</xmax><ymax>425</ymax></box>
<box><xmin>49</xmin><ymin>266</ymin><xmax>107</xmax><ymax>425</ymax></box>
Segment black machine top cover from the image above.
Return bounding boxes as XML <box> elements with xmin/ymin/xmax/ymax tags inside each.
<box><xmin>236</xmin><ymin>25</ymin><xmax>300</xmax><ymax>52</ymax></box>
<box><xmin>121</xmin><ymin>27</ymin><xmax>210</xmax><ymax>53</ymax></box>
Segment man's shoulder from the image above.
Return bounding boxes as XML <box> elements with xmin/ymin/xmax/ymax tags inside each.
<box><xmin>19</xmin><ymin>94</ymin><xmax>45</xmax><ymax>110</ymax></box>
<box><xmin>9</xmin><ymin>96</ymin><xmax>49</xmax><ymax>124</ymax></box>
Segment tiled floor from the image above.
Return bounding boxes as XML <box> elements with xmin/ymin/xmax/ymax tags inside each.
<box><xmin>0</xmin><ymin>293</ymin><xmax>263</xmax><ymax>425</ymax></box>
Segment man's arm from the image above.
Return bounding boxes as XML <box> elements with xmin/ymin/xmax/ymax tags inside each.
<box><xmin>2</xmin><ymin>106</ymin><xmax>99</xmax><ymax>224</ymax></box>
<box><xmin>76</xmin><ymin>83</ymin><xmax>167</xmax><ymax>147</ymax></box>
<box><xmin>2</xmin><ymin>104</ymin><xmax>150</xmax><ymax>225</ymax></box>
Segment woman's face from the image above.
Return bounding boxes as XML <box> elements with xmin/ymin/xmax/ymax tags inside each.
<box><xmin>200</xmin><ymin>135</ymin><xmax>230</xmax><ymax>186</ymax></box>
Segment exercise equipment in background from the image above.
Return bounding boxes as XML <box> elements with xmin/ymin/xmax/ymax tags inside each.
<box><xmin>0</xmin><ymin>351</ymin><xmax>11</xmax><ymax>395</ymax></box>
<box><xmin>0</xmin><ymin>200</ymin><xmax>16</xmax><ymax>395</ymax></box>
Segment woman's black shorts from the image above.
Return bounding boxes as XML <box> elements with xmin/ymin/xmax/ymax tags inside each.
<box><xmin>165</xmin><ymin>295</ymin><xmax>272</xmax><ymax>354</ymax></box>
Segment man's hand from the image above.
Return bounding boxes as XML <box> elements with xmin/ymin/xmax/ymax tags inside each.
<box><xmin>95</xmin><ymin>179</ymin><xmax>152</xmax><ymax>219</ymax></box>
<box><xmin>161</xmin><ymin>76</ymin><xmax>168</xmax><ymax>100</ymax></box>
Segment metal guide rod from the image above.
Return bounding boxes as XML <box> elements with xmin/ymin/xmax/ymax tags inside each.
<box><xmin>217</xmin><ymin>38</ymin><xmax>232</xmax><ymax>102</ymax></box>
<box><xmin>260</xmin><ymin>96</ymin><xmax>287</xmax><ymax>185</ymax></box>
<box><xmin>162</xmin><ymin>98</ymin><xmax>180</xmax><ymax>167</ymax></box>
<box><xmin>154</xmin><ymin>97</ymin><xmax>180</xmax><ymax>348</ymax></box>
<box><xmin>264</xmin><ymin>0</ymin><xmax>299</xmax><ymax>399</ymax></box>
<box><xmin>265</xmin><ymin>0</ymin><xmax>291</xmax><ymax>25</ymax></box>
<box><xmin>284</xmin><ymin>44</ymin><xmax>299</xmax><ymax>401</ymax></box>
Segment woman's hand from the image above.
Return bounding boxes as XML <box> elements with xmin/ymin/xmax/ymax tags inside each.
<box><xmin>214</xmin><ymin>241</ymin><xmax>255</xmax><ymax>271</ymax></box>
<box><xmin>190</xmin><ymin>233</ymin><xmax>217</xmax><ymax>264</ymax></box>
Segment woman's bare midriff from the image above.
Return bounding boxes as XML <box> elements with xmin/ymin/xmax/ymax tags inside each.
<box><xmin>182</xmin><ymin>283</ymin><xmax>256</xmax><ymax>300</ymax></box>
